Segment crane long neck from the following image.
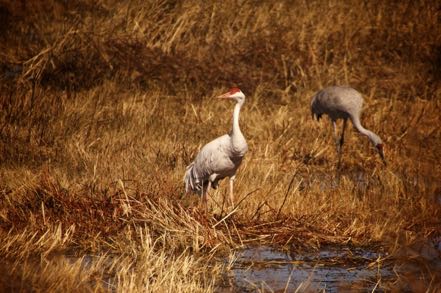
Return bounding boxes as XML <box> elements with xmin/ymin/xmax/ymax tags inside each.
<box><xmin>351</xmin><ymin>115</ymin><xmax>375</xmax><ymax>143</ymax></box>
<box><xmin>231</xmin><ymin>102</ymin><xmax>242</xmax><ymax>135</ymax></box>
<box><xmin>229</xmin><ymin>100</ymin><xmax>247</xmax><ymax>156</ymax></box>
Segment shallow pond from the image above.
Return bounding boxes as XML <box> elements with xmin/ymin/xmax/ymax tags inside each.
<box><xmin>52</xmin><ymin>237</ymin><xmax>441</xmax><ymax>292</ymax></box>
<box><xmin>220</xmin><ymin>245</ymin><xmax>393</xmax><ymax>292</ymax></box>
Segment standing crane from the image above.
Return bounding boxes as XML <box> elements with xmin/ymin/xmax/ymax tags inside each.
<box><xmin>184</xmin><ymin>87</ymin><xmax>248</xmax><ymax>210</ymax></box>
<box><xmin>311</xmin><ymin>86</ymin><xmax>386</xmax><ymax>167</ymax></box>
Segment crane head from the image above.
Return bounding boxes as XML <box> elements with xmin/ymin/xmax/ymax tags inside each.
<box><xmin>376</xmin><ymin>143</ymin><xmax>387</xmax><ymax>166</ymax></box>
<box><xmin>217</xmin><ymin>87</ymin><xmax>245</xmax><ymax>104</ymax></box>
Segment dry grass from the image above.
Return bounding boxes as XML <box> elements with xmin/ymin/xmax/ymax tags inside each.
<box><xmin>1</xmin><ymin>0</ymin><xmax>440</xmax><ymax>291</ymax></box>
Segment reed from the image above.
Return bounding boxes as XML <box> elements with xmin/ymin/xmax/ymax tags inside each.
<box><xmin>0</xmin><ymin>0</ymin><xmax>440</xmax><ymax>291</ymax></box>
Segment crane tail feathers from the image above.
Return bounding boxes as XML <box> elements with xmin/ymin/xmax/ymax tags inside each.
<box><xmin>312</xmin><ymin>113</ymin><xmax>322</xmax><ymax>121</ymax></box>
<box><xmin>184</xmin><ymin>162</ymin><xmax>198</xmax><ymax>193</ymax></box>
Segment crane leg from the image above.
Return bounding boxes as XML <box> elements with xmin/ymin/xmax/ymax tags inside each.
<box><xmin>201</xmin><ymin>181</ymin><xmax>211</xmax><ymax>213</ymax></box>
<box><xmin>332</xmin><ymin>121</ymin><xmax>339</xmax><ymax>153</ymax></box>
<box><xmin>337</xmin><ymin>119</ymin><xmax>347</xmax><ymax>169</ymax></box>
<box><xmin>229</xmin><ymin>176</ymin><xmax>235</xmax><ymax>207</ymax></box>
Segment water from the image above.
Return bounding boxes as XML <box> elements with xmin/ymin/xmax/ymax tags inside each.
<box><xmin>28</xmin><ymin>242</ymin><xmax>441</xmax><ymax>292</ymax></box>
<box><xmin>221</xmin><ymin>246</ymin><xmax>393</xmax><ymax>292</ymax></box>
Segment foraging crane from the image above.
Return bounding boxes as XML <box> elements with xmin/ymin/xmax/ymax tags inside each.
<box><xmin>311</xmin><ymin>86</ymin><xmax>386</xmax><ymax>167</ymax></box>
<box><xmin>184</xmin><ymin>88</ymin><xmax>248</xmax><ymax>210</ymax></box>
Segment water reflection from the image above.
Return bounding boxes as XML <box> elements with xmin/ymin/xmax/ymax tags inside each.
<box><xmin>223</xmin><ymin>246</ymin><xmax>392</xmax><ymax>292</ymax></box>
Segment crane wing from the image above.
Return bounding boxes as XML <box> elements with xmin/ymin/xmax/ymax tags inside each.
<box><xmin>192</xmin><ymin>134</ymin><xmax>235</xmax><ymax>179</ymax></box>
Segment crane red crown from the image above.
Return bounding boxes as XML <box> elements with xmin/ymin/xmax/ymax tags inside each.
<box><xmin>229</xmin><ymin>87</ymin><xmax>241</xmax><ymax>94</ymax></box>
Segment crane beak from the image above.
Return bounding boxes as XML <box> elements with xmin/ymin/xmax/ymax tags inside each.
<box><xmin>216</xmin><ymin>92</ymin><xmax>232</xmax><ymax>99</ymax></box>
<box><xmin>376</xmin><ymin>144</ymin><xmax>387</xmax><ymax>166</ymax></box>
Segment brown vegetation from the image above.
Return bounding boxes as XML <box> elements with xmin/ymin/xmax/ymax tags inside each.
<box><xmin>1</xmin><ymin>0</ymin><xmax>440</xmax><ymax>291</ymax></box>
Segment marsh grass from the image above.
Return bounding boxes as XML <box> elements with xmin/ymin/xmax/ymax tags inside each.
<box><xmin>1</xmin><ymin>0</ymin><xmax>440</xmax><ymax>291</ymax></box>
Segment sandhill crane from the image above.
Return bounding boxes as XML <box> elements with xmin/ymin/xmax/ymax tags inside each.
<box><xmin>184</xmin><ymin>87</ymin><xmax>248</xmax><ymax>210</ymax></box>
<box><xmin>311</xmin><ymin>86</ymin><xmax>386</xmax><ymax>167</ymax></box>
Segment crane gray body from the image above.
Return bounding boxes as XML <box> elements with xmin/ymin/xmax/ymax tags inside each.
<box><xmin>184</xmin><ymin>88</ymin><xmax>248</xmax><ymax>208</ymax></box>
<box><xmin>310</xmin><ymin>86</ymin><xmax>386</xmax><ymax>166</ymax></box>
<box><xmin>311</xmin><ymin>86</ymin><xmax>363</xmax><ymax>122</ymax></box>
<box><xmin>184</xmin><ymin>133</ymin><xmax>247</xmax><ymax>194</ymax></box>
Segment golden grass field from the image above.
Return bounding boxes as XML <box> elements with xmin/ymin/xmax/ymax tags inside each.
<box><xmin>0</xmin><ymin>0</ymin><xmax>440</xmax><ymax>291</ymax></box>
